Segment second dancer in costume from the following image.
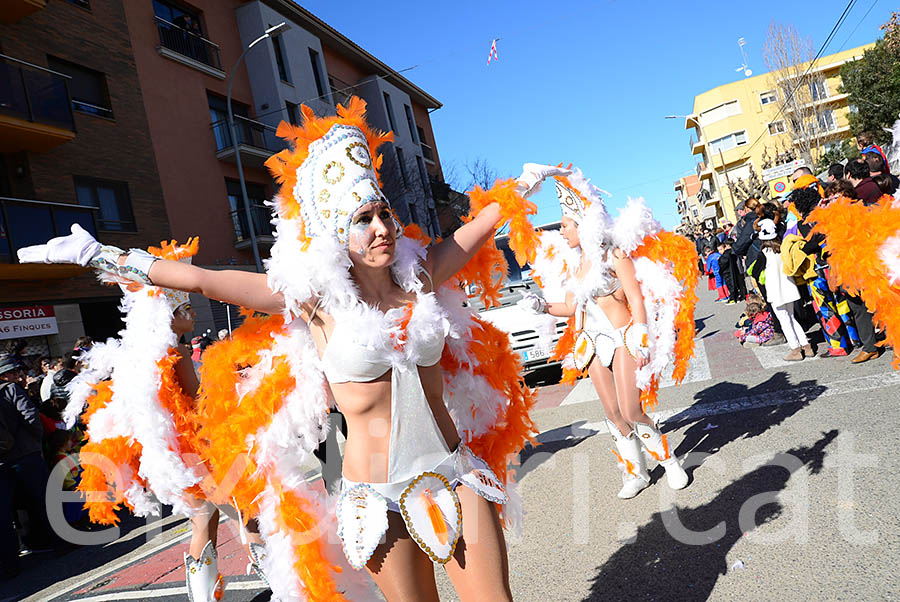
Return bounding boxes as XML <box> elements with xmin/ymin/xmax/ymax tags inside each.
<box><xmin>521</xmin><ymin>166</ymin><xmax>697</xmax><ymax>499</ymax></box>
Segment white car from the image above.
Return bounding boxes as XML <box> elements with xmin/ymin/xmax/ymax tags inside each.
<box><xmin>468</xmin><ymin>224</ymin><xmax>568</xmax><ymax>377</ymax></box>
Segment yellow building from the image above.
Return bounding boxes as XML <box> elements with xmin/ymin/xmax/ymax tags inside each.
<box><xmin>681</xmin><ymin>43</ymin><xmax>874</xmax><ymax>225</ymax></box>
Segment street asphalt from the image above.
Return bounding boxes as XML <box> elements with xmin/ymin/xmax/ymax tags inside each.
<box><xmin>8</xmin><ymin>284</ymin><xmax>900</xmax><ymax>602</ymax></box>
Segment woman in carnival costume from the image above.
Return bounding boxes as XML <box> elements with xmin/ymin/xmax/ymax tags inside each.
<box><xmin>21</xmin><ymin>98</ymin><xmax>555</xmax><ymax>601</ymax></box>
<box><xmin>518</xmin><ymin>166</ymin><xmax>698</xmax><ymax>499</ymax></box>
<box><xmin>56</xmin><ymin>240</ymin><xmax>270</xmax><ymax>602</ymax></box>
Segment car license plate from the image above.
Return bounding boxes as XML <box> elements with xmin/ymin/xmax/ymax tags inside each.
<box><xmin>523</xmin><ymin>347</ymin><xmax>550</xmax><ymax>361</ymax></box>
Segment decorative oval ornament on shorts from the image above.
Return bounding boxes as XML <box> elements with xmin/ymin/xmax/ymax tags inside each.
<box><xmin>398</xmin><ymin>472</ymin><xmax>461</xmax><ymax>564</ymax></box>
<box><xmin>455</xmin><ymin>445</ymin><xmax>508</xmax><ymax>504</ymax></box>
<box><xmin>572</xmin><ymin>331</ymin><xmax>595</xmax><ymax>371</ymax></box>
<box><xmin>337</xmin><ymin>483</ymin><xmax>389</xmax><ymax>570</ymax></box>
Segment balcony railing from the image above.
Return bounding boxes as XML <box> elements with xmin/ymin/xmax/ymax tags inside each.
<box><xmin>230</xmin><ymin>203</ymin><xmax>274</xmax><ymax>245</ymax></box>
<box><xmin>0</xmin><ymin>197</ymin><xmax>97</xmax><ymax>264</ymax></box>
<box><xmin>155</xmin><ymin>16</ymin><xmax>222</xmax><ymax>71</ymax></box>
<box><xmin>211</xmin><ymin>115</ymin><xmax>280</xmax><ymax>154</ymax></box>
<box><xmin>0</xmin><ymin>54</ymin><xmax>75</xmax><ymax>131</ymax></box>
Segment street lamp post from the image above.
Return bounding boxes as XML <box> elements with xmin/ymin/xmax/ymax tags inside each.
<box><xmin>226</xmin><ymin>22</ymin><xmax>290</xmax><ymax>273</ymax></box>
<box><xmin>665</xmin><ymin>114</ymin><xmax>727</xmax><ymax>225</ymax></box>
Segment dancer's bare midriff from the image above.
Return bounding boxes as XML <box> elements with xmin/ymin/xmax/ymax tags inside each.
<box><xmin>311</xmin><ymin>320</ymin><xmax>460</xmax><ymax>483</ymax></box>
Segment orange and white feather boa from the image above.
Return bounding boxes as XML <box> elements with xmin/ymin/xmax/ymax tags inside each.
<box><xmin>810</xmin><ymin>195</ymin><xmax>900</xmax><ymax>369</ymax></box>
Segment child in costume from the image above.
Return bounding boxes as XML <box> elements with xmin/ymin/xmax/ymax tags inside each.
<box><xmin>519</xmin><ymin>165</ymin><xmax>696</xmax><ymax>499</ymax></box>
<box><xmin>21</xmin><ymin>98</ymin><xmax>548</xmax><ymax>601</ymax></box>
<box><xmin>57</xmin><ymin>240</ymin><xmax>273</xmax><ymax>602</ymax></box>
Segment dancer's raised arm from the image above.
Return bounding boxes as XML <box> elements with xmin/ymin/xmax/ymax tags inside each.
<box><xmin>17</xmin><ymin>224</ymin><xmax>285</xmax><ymax>315</ymax></box>
<box><xmin>147</xmin><ymin>260</ymin><xmax>283</xmax><ymax>315</ymax></box>
<box><xmin>427</xmin><ymin>163</ymin><xmax>571</xmax><ymax>287</ymax></box>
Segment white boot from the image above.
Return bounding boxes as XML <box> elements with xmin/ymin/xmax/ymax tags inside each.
<box><xmin>634</xmin><ymin>421</ymin><xmax>689</xmax><ymax>490</ymax></box>
<box><xmin>247</xmin><ymin>542</ymin><xmax>271</xmax><ymax>590</ymax></box>
<box><xmin>184</xmin><ymin>540</ymin><xmax>224</xmax><ymax>602</ymax></box>
<box><xmin>607</xmin><ymin>419</ymin><xmax>650</xmax><ymax>499</ymax></box>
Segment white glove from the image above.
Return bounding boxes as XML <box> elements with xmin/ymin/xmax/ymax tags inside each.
<box><xmin>515</xmin><ymin>163</ymin><xmax>573</xmax><ymax>198</ymax></box>
<box><xmin>17</xmin><ymin>223</ymin><xmax>101</xmax><ymax>266</ymax></box>
<box><xmin>625</xmin><ymin>322</ymin><xmax>650</xmax><ymax>360</ymax></box>
<box><xmin>517</xmin><ymin>292</ymin><xmax>547</xmax><ymax>314</ymax></box>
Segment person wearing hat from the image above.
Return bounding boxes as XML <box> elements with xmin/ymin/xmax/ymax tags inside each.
<box><xmin>0</xmin><ymin>352</ymin><xmax>56</xmax><ymax>577</ymax></box>
<box><xmin>757</xmin><ymin>220</ymin><xmax>814</xmax><ymax>361</ymax></box>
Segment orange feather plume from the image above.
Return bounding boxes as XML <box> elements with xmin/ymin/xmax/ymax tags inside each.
<box><xmin>147</xmin><ymin>238</ymin><xmax>199</xmax><ymax>261</ymax></box>
<box><xmin>810</xmin><ymin>196</ymin><xmax>900</xmax><ymax>369</ymax></box>
<box><xmin>441</xmin><ymin>316</ymin><xmax>537</xmax><ymax>512</ymax></box>
<box><xmin>422</xmin><ymin>489</ymin><xmax>449</xmax><ymax>546</ymax></box>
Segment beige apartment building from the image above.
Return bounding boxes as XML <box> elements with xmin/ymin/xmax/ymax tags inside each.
<box><xmin>678</xmin><ymin>43</ymin><xmax>874</xmax><ymax>225</ymax></box>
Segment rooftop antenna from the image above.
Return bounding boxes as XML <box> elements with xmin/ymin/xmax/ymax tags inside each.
<box><xmin>735</xmin><ymin>37</ymin><xmax>752</xmax><ymax>77</ymax></box>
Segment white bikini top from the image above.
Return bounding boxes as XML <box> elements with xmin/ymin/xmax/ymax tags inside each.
<box><xmin>316</xmin><ymin>270</ymin><xmax>446</xmax><ymax>384</ymax></box>
<box><xmin>572</xmin><ymin>248</ymin><xmax>620</xmax><ymax>306</ymax></box>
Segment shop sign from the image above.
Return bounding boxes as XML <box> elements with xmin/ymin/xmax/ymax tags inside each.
<box><xmin>0</xmin><ymin>305</ymin><xmax>58</xmax><ymax>340</ymax></box>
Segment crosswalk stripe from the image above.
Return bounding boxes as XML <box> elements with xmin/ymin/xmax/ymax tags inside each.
<box><xmin>541</xmin><ymin>370</ymin><xmax>900</xmax><ymax>445</ymax></box>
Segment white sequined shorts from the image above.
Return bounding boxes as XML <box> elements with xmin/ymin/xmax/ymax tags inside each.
<box><xmin>337</xmin><ymin>444</ymin><xmax>507</xmax><ymax>569</ymax></box>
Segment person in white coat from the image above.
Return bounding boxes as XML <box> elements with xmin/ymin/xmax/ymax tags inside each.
<box><xmin>758</xmin><ymin>219</ymin><xmax>813</xmax><ymax>361</ymax></box>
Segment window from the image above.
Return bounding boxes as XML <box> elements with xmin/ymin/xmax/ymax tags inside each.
<box><xmin>226</xmin><ymin>179</ymin><xmax>273</xmax><ymax>240</ymax></box>
<box><xmin>208</xmin><ymin>93</ymin><xmax>248</xmax><ymax>150</ymax></box>
<box><xmin>153</xmin><ymin>0</ymin><xmax>203</xmax><ymax>35</ymax></box>
<box><xmin>416</xmin><ymin>155</ymin><xmax>431</xmax><ymax>197</ymax></box>
<box><xmin>383</xmin><ymin>92</ymin><xmax>397</xmax><ymax>131</ymax></box>
<box><xmin>272</xmin><ymin>32</ymin><xmax>291</xmax><ymax>83</ymax></box>
<box><xmin>809</xmin><ymin>78</ymin><xmax>828</xmax><ymax>102</ymax></box>
<box><xmin>404</xmin><ymin>104</ymin><xmax>417</xmax><ymax>142</ymax></box>
<box><xmin>699</xmin><ymin>100</ymin><xmax>741</xmax><ymax>125</ymax></box>
<box><xmin>153</xmin><ymin>0</ymin><xmax>219</xmax><ymax>69</ymax></box>
<box><xmin>74</xmin><ymin>177</ymin><xmax>136</xmax><ymax>231</ymax></box>
<box><xmin>308</xmin><ymin>49</ymin><xmax>325</xmax><ymax>97</ymax></box>
<box><xmin>816</xmin><ymin>109</ymin><xmax>836</xmax><ymax>132</ymax></box>
<box><xmin>708</xmin><ymin>130</ymin><xmax>748</xmax><ymax>155</ymax></box>
<box><xmin>768</xmin><ymin>120</ymin><xmax>786</xmax><ymax>135</ymax></box>
<box><xmin>285</xmin><ymin>101</ymin><xmax>300</xmax><ymax>126</ymax></box>
<box><xmin>417</xmin><ymin>125</ymin><xmax>434</xmax><ymax>161</ymax></box>
<box><xmin>759</xmin><ymin>90</ymin><xmax>777</xmax><ymax>105</ymax></box>
<box><xmin>46</xmin><ymin>56</ymin><xmax>112</xmax><ymax>118</ymax></box>
<box><xmin>396</xmin><ymin>147</ymin><xmax>408</xmax><ymax>187</ymax></box>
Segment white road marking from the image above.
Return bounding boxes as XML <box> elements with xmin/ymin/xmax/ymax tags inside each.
<box><xmin>750</xmin><ymin>342</ymin><xmax>820</xmax><ymax>368</ymax></box>
<box><xmin>543</xmin><ymin>371</ymin><xmax>900</xmax><ymax>443</ymax></box>
<box><xmin>67</xmin><ymin>580</ymin><xmax>266</xmax><ymax>601</ymax></box>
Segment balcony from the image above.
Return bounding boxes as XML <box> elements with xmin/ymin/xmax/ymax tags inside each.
<box><xmin>0</xmin><ymin>197</ymin><xmax>97</xmax><ymax>279</ymax></box>
<box><xmin>691</xmin><ymin>135</ymin><xmax>705</xmax><ymax>156</ymax></box>
<box><xmin>1</xmin><ymin>0</ymin><xmax>45</xmax><ymax>23</ymax></box>
<box><xmin>211</xmin><ymin>116</ymin><xmax>282</xmax><ymax>168</ymax></box>
<box><xmin>155</xmin><ymin>16</ymin><xmax>224</xmax><ymax>79</ymax></box>
<box><xmin>230</xmin><ymin>203</ymin><xmax>275</xmax><ymax>250</ymax></box>
<box><xmin>784</xmin><ymin>92</ymin><xmax>850</xmax><ymax>113</ymax></box>
<box><xmin>0</xmin><ymin>54</ymin><xmax>76</xmax><ymax>152</ymax></box>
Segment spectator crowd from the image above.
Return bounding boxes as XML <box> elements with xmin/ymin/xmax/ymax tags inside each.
<box><xmin>688</xmin><ymin>133</ymin><xmax>898</xmax><ymax>363</ymax></box>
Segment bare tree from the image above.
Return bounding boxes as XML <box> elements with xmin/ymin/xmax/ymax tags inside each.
<box><xmin>464</xmin><ymin>157</ymin><xmax>499</xmax><ymax>190</ymax></box>
<box><xmin>763</xmin><ymin>21</ymin><xmax>829</xmax><ymax>166</ymax></box>
<box><xmin>378</xmin><ymin>145</ymin><xmax>439</xmax><ymax>237</ymax></box>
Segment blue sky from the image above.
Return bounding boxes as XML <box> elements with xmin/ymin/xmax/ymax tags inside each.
<box><xmin>302</xmin><ymin>0</ymin><xmax>887</xmax><ymax>229</ymax></box>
